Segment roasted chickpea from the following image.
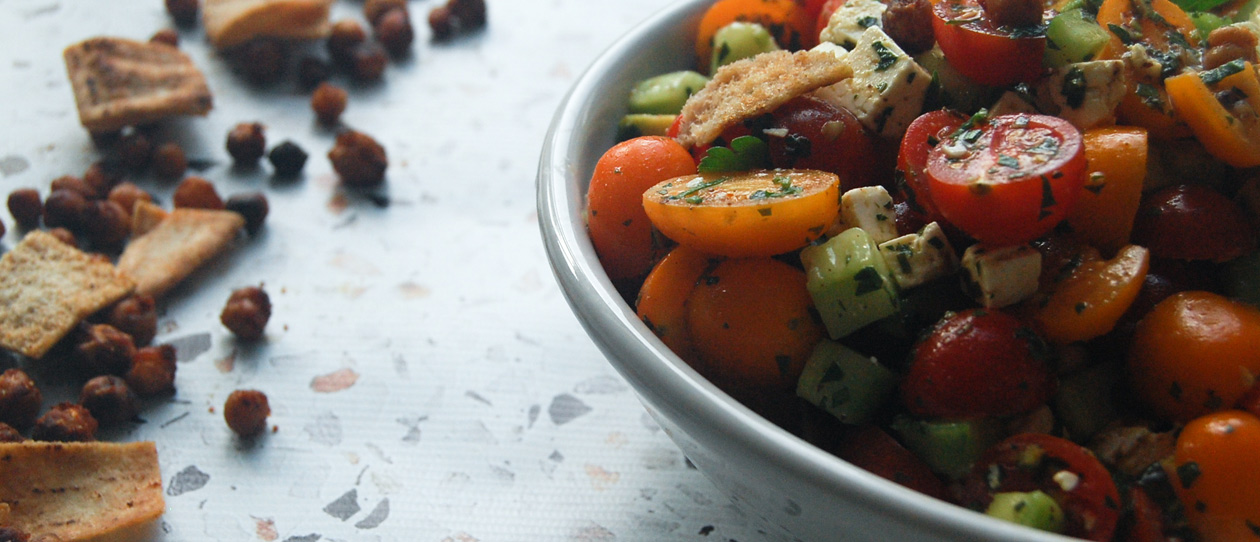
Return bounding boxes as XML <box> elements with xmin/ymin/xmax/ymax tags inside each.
<box><xmin>349</xmin><ymin>42</ymin><xmax>388</xmax><ymax>82</ymax></box>
<box><xmin>43</xmin><ymin>189</ymin><xmax>90</xmax><ymax>230</ymax></box>
<box><xmin>115</xmin><ymin>131</ymin><xmax>154</xmax><ymax>170</ymax></box>
<box><xmin>7</xmin><ymin>188</ymin><xmax>43</xmax><ymax>229</ymax></box>
<box><xmin>82</xmin><ymin>161</ymin><xmax>122</xmax><ymax>197</ymax></box>
<box><xmin>76</xmin><ymin>323</ymin><xmax>137</xmax><ymax>376</ymax></box>
<box><xmin>429</xmin><ymin>0</ymin><xmax>486</xmax><ymax>40</ymax></box>
<box><xmin>47</xmin><ymin>227</ymin><xmax>77</xmax><ymax>247</ymax></box>
<box><xmin>311</xmin><ymin>83</ymin><xmax>348</xmax><ymax>125</ymax></box>
<box><xmin>84</xmin><ymin>200</ymin><xmax>131</xmax><ymax>248</ymax></box>
<box><xmin>173</xmin><ymin>176</ymin><xmax>225</xmax><ymax>210</ymax></box>
<box><xmin>165</xmin><ymin>0</ymin><xmax>199</xmax><ymax>26</ymax></box>
<box><xmin>0</xmin><ymin>422</ymin><xmax>24</xmax><ymax>443</ymax></box>
<box><xmin>152</xmin><ymin>142</ymin><xmax>188</xmax><ymax>179</ymax></box>
<box><xmin>79</xmin><ymin>375</ymin><xmax>139</xmax><ymax>426</ymax></box>
<box><xmin>226</xmin><ymin>122</ymin><xmax>267</xmax><ymax>165</ymax></box>
<box><xmin>220</xmin><ymin>286</ymin><xmax>271</xmax><ymax>340</ymax></box>
<box><xmin>0</xmin><ymin>369</ymin><xmax>42</xmax><ymax>430</ymax></box>
<box><xmin>107</xmin><ymin>182</ymin><xmax>153</xmax><ymax>217</ymax></box>
<box><xmin>31</xmin><ymin>402</ymin><xmax>98</xmax><ymax>442</ymax></box>
<box><xmin>237</xmin><ymin>39</ymin><xmax>288</xmax><ymax>85</ymax></box>
<box><xmin>375</xmin><ymin>8</ymin><xmax>414</xmax><ymax>56</ymax></box>
<box><xmin>365</xmin><ymin>0</ymin><xmax>408</xmax><ymax>24</ymax></box>
<box><xmin>225</xmin><ymin>192</ymin><xmax>269</xmax><ymax>235</ymax></box>
<box><xmin>328</xmin><ymin>130</ymin><xmax>388</xmax><ymax>187</ymax></box>
<box><xmin>224</xmin><ymin>389</ymin><xmax>270</xmax><ymax>437</ymax></box>
<box><xmin>50</xmin><ymin>175</ymin><xmax>97</xmax><ymax>199</ymax></box>
<box><xmin>268</xmin><ymin>140</ymin><xmax>309</xmax><ymax>177</ymax></box>
<box><xmin>105</xmin><ymin>294</ymin><xmax>158</xmax><ymax>347</ymax></box>
<box><xmin>127</xmin><ymin>344</ymin><xmax>177</xmax><ymax>397</ymax></box>
<box><xmin>151</xmin><ymin>28</ymin><xmax>180</xmax><ymax>47</ymax></box>
<box><xmin>328</xmin><ymin>19</ymin><xmax>367</xmax><ymax>64</ymax></box>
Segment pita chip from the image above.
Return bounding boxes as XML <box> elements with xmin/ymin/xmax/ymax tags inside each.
<box><xmin>204</xmin><ymin>0</ymin><xmax>335</xmax><ymax>50</ymax></box>
<box><xmin>0</xmin><ymin>441</ymin><xmax>164</xmax><ymax>541</ymax></box>
<box><xmin>63</xmin><ymin>37</ymin><xmax>213</xmax><ymax>132</ymax></box>
<box><xmin>0</xmin><ymin>231</ymin><xmax>135</xmax><ymax>359</ymax></box>
<box><xmin>118</xmin><ymin>208</ymin><xmax>245</xmax><ymax>298</ymax></box>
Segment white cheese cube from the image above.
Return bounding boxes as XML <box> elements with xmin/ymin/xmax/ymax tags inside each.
<box><xmin>989</xmin><ymin>91</ymin><xmax>1039</xmax><ymax>117</ymax></box>
<box><xmin>829</xmin><ymin>27</ymin><xmax>931</xmax><ymax>138</ymax></box>
<box><xmin>878</xmin><ymin>222</ymin><xmax>959</xmax><ymax>289</ymax></box>
<box><xmin>1037</xmin><ymin>61</ymin><xmax>1127</xmax><ymax>130</ymax></box>
<box><xmin>960</xmin><ymin>244</ymin><xmax>1042</xmax><ymax>308</ymax></box>
<box><xmin>819</xmin><ymin>0</ymin><xmax>886</xmax><ymax>50</ymax></box>
<box><xmin>810</xmin><ymin>41</ymin><xmax>850</xmax><ymax>63</ymax></box>
<box><xmin>839</xmin><ymin>186</ymin><xmax>898</xmax><ymax>244</ymax></box>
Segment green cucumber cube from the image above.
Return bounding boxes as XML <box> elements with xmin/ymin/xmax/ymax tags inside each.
<box><xmin>801</xmin><ymin>228</ymin><xmax>901</xmax><ymax>339</ymax></box>
<box><xmin>796</xmin><ymin>340</ymin><xmax>898</xmax><ymax>425</ymax></box>
<box><xmin>627</xmin><ymin>70</ymin><xmax>709</xmax><ymax>115</ymax></box>
<box><xmin>891</xmin><ymin>416</ymin><xmax>1002</xmax><ymax>480</ymax></box>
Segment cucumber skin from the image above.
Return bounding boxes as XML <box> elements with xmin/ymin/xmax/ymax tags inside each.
<box><xmin>1044</xmin><ymin>9</ymin><xmax>1111</xmax><ymax>67</ymax></box>
<box><xmin>986</xmin><ymin>491</ymin><xmax>1067</xmax><ymax>533</ymax></box>
<box><xmin>801</xmin><ymin>228</ymin><xmax>902</xmax><ymax>340</ymax></box>
<box><xmin>796</xmin><ymin>340</ymin><xmax>898</xmax><ymax>425</ymax></box>
<box><xmin>891</xmin><ymin>416</ymin><xmax>1002</xmax><ymax>480</ymax></box>
<box><xmin>627</xmin><ymin>71</ymin><xmax>710</xmax><ymax>115</ymax></box>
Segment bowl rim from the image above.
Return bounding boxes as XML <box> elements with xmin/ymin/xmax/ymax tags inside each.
<box><xmin>537</xmin><ymin>2</ymin><xmax>1082</xmax><ymax>541</ymax></box>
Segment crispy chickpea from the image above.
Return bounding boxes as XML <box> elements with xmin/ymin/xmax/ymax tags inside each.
<box><xmin>107</xmin><ymin>182</ymin><xmax>152</xmax><ymax>217</ymax></box>
<box><xmin>115</xmin><ymin>131</ymin><xmax>154</xmax><ymax>170</ymax></box>
<box><xmin>0</xmin><ymin>217</ymin><xmax>5</xmax><ymax>239</ymax></box>
<box><xmin>85</xmin><ymin>200</ymin><xmax>131</xmax><ymax>248</ymax></box>
<box><xmin>220</xmin><ymin>286</ymin><xmax>271</xmax><ymax>340</ymax></box>
<box><xmin>365</xmin><ymin>0</ymin><xmax>408</xmax><ymax>24</ymax></box>
<box><xmin>375</xmin><ymin>8</ymin><xmax>414</xmax><ymax>56</ymax></box>
<box><xmin>226</xmin><ymin>122</ymin><xmax>267</xmax><ymax>165</ymax></box>
<box><xmin>47</xmin><ymin>227</ymin><xmax>77</xmax><ymax>247</ymax></box>
<box><xmin>79</xmin><ymin>375</ymin><xmax>139</xmax><ymax>426</ymax></box>
<box><xmin>105</xmin><ymin>294</ymin><xmax>158</xmax><ymax>347</ymax></box>
<box><xmin>224</xmin><ymin>389</ymin><xmax>270</xmax><ymax>437</ymax></box>
<box><xmin>328</xmin><ymin>19</ymin><xmax>367</xmax><ymax>64</ymax></box>
<box><xmin>225</xmin><ymin>192</ymin><xmax>269</xmax><ymax>235</ymax></box>
<box><xmin>152</xmin><ymin>142</ymin><xmax>188</xmax><ymax>179</ymax></box>
<box><xmin>1204</xmin><ymin>24</ymin><xmax>1260</xmax><ymax>70</ymax></box>
<box><xmin>0</xmin><ymin>369</ymin><xmax>43</xmax><ymax>430</ymax></box>
<box><xmin>82</xmin><ymin>161</ymin><xmax>122</xmax><ymax>197</ymax></box>
<box><xmin>297</xmin><ymin>56</ymin><xmax>331</xmax><ymax>90</ymax></box>
<box><xmin>127</xmin><ymin>344</ymin><xmax>177</xmax><ymax>397</ymax></box>
<box><xmin>429</xmin><ymin>6</ymin><xmax>456</xmax><ymax>41</ymax></box>
<box><xmin>173</xmin><ymin>176</ymin><xmax>225</xmax><ymax>209</ymax></box>
<box><xmin>43</xmin><ymin>189</ymin><xmax>90</xmax><ymax>230</ymax></box>
<box><xmin>0</xmin><ymin>422</ymin><xmax>24</xmax><ymax>443</ymax></box>
<box><xmin>429</xmin><ymin>0</ymin><xmax>486</xmax><ymax>40</ymax></box>
<box><xmin>882</xmin><ymin>0</ymin><xmax>935</xmax><ymax>55</ymax></box>
<box><xmin>328</xmin><ymin>130</ymin><xmax>388</xmax><ymax>187</ymax></box>
<box><xmin>31</xmin><ymin>402</ymin><xmax>98</xmax><ymax>442</ymax></box>
<box><xmin>311</xmin><ymin>82</ymin><xmax>348</xmax><ymax>125</ymax></box>
<box><xmin>151</xmin><ymin>28</ymin><xmax>180</xmax><ymax>47</ymax></box>
<box><xmin>8</xmin><ymin>188</ymin><xmax>43</xmax><ymax>229</ymax></box>
<box><xmin>268</xmin><ymin>140</ymin><xmax>309</xmax><ymax>177</ymax></box>
<box><xmin>237</xmin><ymin>39</ymin><xmax>288</xmax><ymax>85</ymax></box>
<box><xmin>165</xmin><ymin>0</ymin><xmax>199</xmax><ymax>26</ymax></box>
<box><xmin>50</xmin><ymin>175</ymin><xmax>97</xmax><ymax>199</ymax></box>
<box><xmin>349</xmin><ymin>42</ymin><xmax>388</xmax><ymax>82</ymax></box>
<box><xmin>76</xmin><ymin>323</ymin><xmax>137</xmax><ymax>376</ymax></box>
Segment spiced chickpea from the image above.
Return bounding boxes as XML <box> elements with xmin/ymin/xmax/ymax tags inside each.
<box><xmin>311</xmin><ymin>83</ymin><xmax>348</xmax><ymax>125</ymax></box>
<box><xmin>7</xmin><ymin>188</ymin><xmax>42</xmax><ymax>229</ymax></box>
<box><xmin>106</xmin><ymin>294</ymin><xmax>158</xmax><ymax>347</ymax></box>
<box><xmin>47</xmin><ymin>227</ymin><xmax>77</xmax><ymax>247</ymax></box>
<box><xmin>220</xmin><ymin>286</ymin><xmax>271</xmax><ymax>340</ymax></box>
<box><xmin>328</xmin><ymin>130</ymin><xmax>388</xmax><ymax>187</ymax></box>
<box><xmin>237</xmin><ymin>39</ymin><xmax>288</xmax><ymax>85</ymax></box>
<box><xmin>115</xmin><ymin>131</ymin><xmax>154</xmax><ymax>170</ymax></box>
<box><xmin>85</xmin><ymin>200</ymin><xmax>131</xmax><ymax>248</ymax></box>
<box><xmin>50</xmin><ymin>175</ymin><xmax>97</xmax><ymax>199</ymax></box>
<box><xmin>1204</xmin><ymin>24</ymin><xmax>1259</xmax><ymax>70</ymax></box>
<box><xmin>0</xmin><ymin>422</ymin><xmax>24</xmax><ymax>443</ymax></box>
<box><xmin>79</xmin><ymin>375</ymin><xmax>139</xmax><ymax>426</ymax></box>
<box><xmin>0</xmin><ymin>369</ymin><xmax>43</xmax><ymax>430</ymax></box>
<box><xmin>224</xmin><ymin>389</ymin><xmax>270</xmax><ymax>437</ymax></box>
<box><xmin>107</xmin><ymin>182</ymin><xmax>152</xmax><ymax>217</ymax></box>
<box><xmin>375</xmin><ymin>8</ymin><xmax>415</xmax><ymax>56</ymax></box>
<box><xmin>31</xmin><ymin>402</ymin><xmax>98</xmax><ymax>442</ymax></box>
<box><xmin>152</xmin><ymin>142</ymin><xmax>188</xmax><ymax>179</ymax></box>
<box><xmin>225</xmin><ymin>192</ymin><xmax>269</xmax><ymax>235</ymax></box>
<box><xmin>226</xmin><ymin>122</ymin><xmax>267</xmax><ymax>164</ymax></box>
<box><xmin>127</xmin><ymin>344</ymin><xmax>177</xmax><ymax>397</ymax></box>
<box><xmin>43</xmin><ymin>189</ymin><xmax>90</xmax><ymax>230</ymax></box>
<box><xmin>268</xmin><ymin>140</ymin><xmax>308</xmax><ymax>177</ymax></box>
<box><xmin>82</xmin><ymin>161</ymin><xmax>122</xmax><ymax>197</ymax></box>
<box><xmin>365</xmin><ymin>0</ymin><xmax>407</xmax><ymax>24</ymax></box>
<box><xmin>76</xmin><ymin>323</ymin><xmax>137</xmax><ymax>376</ymax></box>
<box><xmin>328</xmin><ymin>19</ymin><xmax>367</xmax><ymax>64</ymax></box>
<box><xmin>165</xmin><ymin>0</ymin><xmax>199</xmax><ymax>26</ymax></box>
<box><xmin>151</xmin><ymin>28</ymin><xmax>180</xmax><ymax>47</ymax></box>
<box><xmin>349</xmin><ymin>43</ymin><xmax>388</xmax><ymax>82</ymax></box>
<box><xmin>0</xmin><ymin>217</ymin><xmax>5</xmax><ymax>239</ymax></box>
<box><xmin>173</xmin><ymin>176</ymin><xmax>225</xmax><ymax>209</ymax></box>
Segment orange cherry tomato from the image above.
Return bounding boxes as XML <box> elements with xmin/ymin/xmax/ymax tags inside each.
<box><xmin>1067</xmin><ymin>127</ymin><xmax>1148</xmax><ymax>254</ymax></box>
<box><xmin>686</xmin><ymin>257</ymin><xmax>823</xmax><ymax>392</ymax></box>
<box><xmin>586</xmin><ymin>136</ymin><xmax>697</xmax><ymax>281</ymax></box>
<box><xmin>1170</xmin><ymin>410</ymin><xmax>1260</xmax><ymax>542</ymax></box>
<box><xmin>1128</xmin><ymin>291</ymin><xmax>1260</xmax><ymax>422</ymax></box>
<box><xmin>643</xmin><ymin>169</ymin><xmax>840</xmax><ymax>257</ymax></box>
<box><xmin>1032</xmin><ymin>244</ymin><xmax>1149</xmax><ymax>344</ymax></box>
<box><xmin>635</xmin><ymin>245</ymin><xmax>718</xmax><ymax>365</ymax></box>
<box><xmin>695</xmin><ymin>0</ymin><xmax>815</xmax><ymax>71</ymax></box>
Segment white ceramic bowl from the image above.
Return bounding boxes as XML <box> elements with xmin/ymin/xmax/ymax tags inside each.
<box><xmin>537</xmin><ymin>2</ymin><xmax>1082</xmax><ymax>540</ymax></box>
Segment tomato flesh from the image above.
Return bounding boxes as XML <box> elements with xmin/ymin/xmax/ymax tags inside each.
<box><xmin>898</xmin><ymin>110</ymin><xmax>968</xmax><ymax>221</ymax></box>
<box><xmin>763</xmin><ymin>96</ymin><xmax>883</xmax><ymax>192</ymax></box>
<box><xmin>926</xmin><ymin>113</ymin><xmax>1087</xmax><ymax>246</ymax></box>
<box><xmin>931</xmin><ymin>0</ymin><xmax>1047</xmax><ymax>87</ymax></box>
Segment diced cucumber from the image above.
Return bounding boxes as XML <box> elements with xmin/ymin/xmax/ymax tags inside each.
<box><xmin>1053</xmin><ymin>362</ymin><xmax>1121</xmax><ymax>441</ymax></box>
<box><xmin>1188</xmin><ymin>11</ymin><xmax>1231</xmax><ymax>41</ymax></box>
<box><xmin>914</xmin><ymin>46</ymin><xmax>1000</xmax><ymax>113</ymax></box>
<box><xmin>627</xmin><ymin>70</ymin><xmax>709</xmax><ymax>115</ymax></box>
<box><xmin>801</xmin><ymin>228</ymin><xmax>902</xmax><ymax>339</ymax></box>
<box><xmin>796</xmin><ymin>340</ymin><xmax>898</xmax><ymax>425</ymax></box>
<box><xmin>986</xmin><ymin>491</ymin><xmax>1067</xmax><ymax>533</ymax></box>
<box><xmin>1045</xmin><ymin>9</ymin><xmax>1111</xmax><ymax>67</ymax></box>
<box><xmin>891</xmin><ymin>415</ymin><xmax>1002</xmax><ymax>480</ymax></box>
<box><xmin>1221</xmin><ymin>249</ymin><xmax>1260</xmax><ymax>308</ymax></box>
<box><xmin>616</xmin><ymin>114</ymin><xmax>677</xmax><ymax>140</ymax></box>
<box><xmin>709</xmin><ymin>22</ymin><xmax>781</xmax><ymax>74</ymax></box>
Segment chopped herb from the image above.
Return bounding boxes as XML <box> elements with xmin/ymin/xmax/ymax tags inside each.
<box><xmin>1176</xmin><ymin>461</ymin><xmax>1202</xmax><ymax>489</ymax></box>
<box><xmin>997</xmin><ymin>154</ymin><xmax>1020</xmax><ymax>168</ymax></box>
<box><xmin>1170</xmin><ymin>381</ymin><xmax>1182</xmax><ymax>399</ymax></box>
<box><xmin>874</xmin><ymin>106</ymin><xmax>896</xmax><ymax>134</ymax></box>
<box><xmin>853</xmin><ymin>266</ymin><xmax>885</xmax><ymax>296</ymax></box>
<box><xmin>1201</xmin><ymin>59</ymin><xmax>1247</xmax><ymax>86</ymax></box>
<box><xmin>1107</xmin><ymin>24</ymin><xmax>1136</xmax><ymax>45</ymax></box>
<box><xmin>818</xmin><ymin>363</ymin><xmax>847</xmax><ymax>385</ymax></box>
<box><xmin>775</xmin><ymin>355</ymin><xmax>793</xmax><ymax>378</ymax></box>
<box><xmin>1074</xmin><ymin>301</ymin><xmax>1089</xmax><ymax>314</ymax></box>
<box><xmin>698</xmin><ymin>135</ymin><xmax>770</xmax><ymax>172</ymax></box>
<box><xmin>872</xmin><ymin>41</ymin><xmax>899</xmax><ymax>71</ymax></box>
<box><xmin>1040</xmin><ymin>175</ymin><xmax>1057</xmax><ymax>211</ymax></box>
<box><xmin>1006</xmin><ymin>23</ymin><xmax>1048</xmax><ymax>39</ymax></box>
<box><xmin>1061</xmin><ymin>66</ymin><xmax>1088</xmax><ymax>109</ymax></box>
<box><xmin>685</xmin><ymin>196</ymin><xmax>704</xmax><ymax>205</ymax></box>
<box><xmin>757</xmin><ymin>207</ymin><xmax>773</xmax><ymax>217</ymax></box>
<box><xmin>1027</xmin><ymin>137</ymin><xmax>1060</xmax><ymax>156</ymax></box>
<box><xmin>1135</xmin><ymin>82</ymin><xmax>1163</xmax><ymax>109</ymax></box>
<box><xmin>858</xmin><ymin>15</ymin><xmax>879</xmax><ymax>28</ymax></box>
<box><xmin>876</xmin><ymin>82</ymin><xmax>889</xmax><ymax>93</ymax></box>
<box><xmin>927</xmin><ymin>236</ymin><xmax>945</xmax><ymax>250</ymax></box>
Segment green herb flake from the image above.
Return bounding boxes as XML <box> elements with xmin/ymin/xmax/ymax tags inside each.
<box><xmin>1107</xmin><ymin>24</ymin><xmax>1136</xmax><ymax>45</ymax></box>
<box><xmin>858</xmin><ymin>15</ymin><xmax>879</xmax><ymax>28</ymax></box>
<box><xmin>757</xmin><ymin>207</ymin><xmax>773</xmax><ymax>217</ymax></box>
<box><xmin>853</xmin><ymin>266</ymin><xmax>885</xmax><ymax>296</ymax></box>
<box><xmin>872</xmin><ymin>41</ymin><xmax>899</xmax><ymax>72</ymax></box>
<box><xmin>997</xmin><ymin>154</ymin><xmax>1020</xmax><ymax>168</ymax></box>
<box><xmin>1061</xmin><ymin>66</ymin><xmax>1088</xmax><ymax>109</ymax></box>
<box><xmin>1176</xmin><ymin>461</ymin><xmax>1202</xmax><ymax>489</ymax></box>
<box><xmin>1201</xmin><ymin>59</ymin><xmax>1247</xmax><ymax>87</ymax></box>
<box><xmin>698</xmin><ymin>135</ymin><xmax>770</xmax><ymax>173</ymax></box>
<box><xmin>1135</xmin><ymin>82</ymin><xmax>1163</xmax><ymax>109</ymax></box>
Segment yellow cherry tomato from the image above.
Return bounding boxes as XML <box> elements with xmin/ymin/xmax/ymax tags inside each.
<box><xmin>1170</xmin><ymin>410</ymin><xmax>1260</xmax><ymax>542</ymax></box>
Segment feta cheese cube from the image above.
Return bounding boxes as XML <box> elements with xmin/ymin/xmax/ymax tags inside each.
<box><xmin>878</xmin><ymin>222</ymin><xmax>959</xmax><ymax>289</ymax></box>
<box><xmin>810</xmin><ymin>41</ymin><xmax>850</xmax><ymax>63</ymax></box>
<box><xmin>840</xmin><ymin>186</ymin><xmax>898</xmax><ymax>244</ymax></box>
<box><xmin>960</xmin><ymin>244</ymin><xmax>1042</xmax><ymax>308</ymax></box>
<box><xmin>828</xmin><ymin>27</ymin><xmax>931</xmax><ymax>138</ymax></box>
<box><xmin>989</xmin><ymin>91</ymin><xmax>1039</xmax><ymax>117</ymax></box>
<box><xmin>1037</xmin><ymin>60</ymin><xmax>1127</xmax><ymax>130</ymax></box>
<box><xmin>819</xmin><ymin>0</ymin><xmax>887</xmax><ymax>50</ymax></box>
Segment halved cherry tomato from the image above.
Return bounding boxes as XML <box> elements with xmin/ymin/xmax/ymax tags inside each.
<box><xmin>695</xmin><ymin>0</ymin><xmax>815</xmax><ymax>71</ymax></box>
<box><xmin>1122</xmin><ymin>486</ymin><xmax>1169</xmax><ymax>542</ymax></box>
<box><xmin>636</xmin><ymin>245</ymin><xmax>718</xmax><ymax>366</ymax></box>
<box><xmin>897</xmin><ymin>110</ymin><xmax>968</xmax><ymax>221</ymax></box>
<box><xmin>1032</xmin><ymin>244</ymin><xmax>1150</xmax><ymax>344</ymax></box>
<box><xmin>642</xmin><ymin>169</ymin><xmax>840</xmax><ymax>257</ymax></box>
<box><xmin>1067</xmin><ymin>127</ymin><xmax>1148</xmax><ymax>254</ymax></box>
<box><xmin>1131</xmin><ymin>184</ymin><xmax>1257</xmax><ymax>263</ymax></box>
<box><xmin>587</xmin><ymin>136</ymin><xmax>698</xmax><ymax>281</ymax></box>
<box><xmin>814</xmin><ymin>0</ymin><xmax>846</xmax><ymax>38</ymax></box>
<box><xmin>833</xmin><ymin>424</ymin><xmax>949</xmax><ymax>500</ymax></box>
<box><xmin>762</xmin><ymin>95</ymin><xmax>883</xmax><ymax>191</ymax></box>
<box><xmin>931</xmin><ymin>0</ymin><xmax>1047</xmax><ymax>86</ymax></box>
<box><xmin>960</xmin><ymin>433</ymin><xmax>1123</xmax><ymax>542</ymax></box>
<box><xmin>1165</xmin><ymin>62</ymin><xmax>1260</xmax><ymax>169</ymax></box>
<box><xmin>1096</xmin><ymin>0</ymin><xmax>1199</xmax><ymax>62</ymax></box>
<box><xmin>1170</xmin><ymin>410</ymin><xmax>1260</xmax><ymax>542</ymax></box>
<box><xmin>925</xmin><ymin>113</ymin><xmax>1087</xmax><ymax>246</ymax></box>
<box><xmin>901</xmin><ymin>308</ymin><xmax>1057</xmax><ymax>418</ymax></box>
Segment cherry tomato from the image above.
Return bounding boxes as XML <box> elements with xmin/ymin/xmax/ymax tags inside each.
<box><xmin>901</xmin><ymin>308</ymin><xmax>1057</xmax><ymax>418</ymax></box>
<box><xmin>931</xmin><ymin>0</ymin><xmax>1047</xmax><ymax>87</ymax></box>
<box><xmin>695</xmin><ymin>0</ymin><xmax>815</xmax><ymax>70</ymax></box>
<box><xmin>799</xmin><ymin>0</ymin><xmax>831</xmax><ymax>20</ymax></box>
<box><xmin>1131</xmin><ymin>184</ymin><xmax>1257</xmax><ymax>263</ymax></box>
<box><xmin>1121</xmin><ymin>487</ymin><xmax>1169</xmax><ymax>542</ymax></box>
<box><xmin>1128</xmin><ymin>291</ymin><xmax>1260</xmax><ymax>422</ymax></box>
<box><xmin>960</xmin><ymin>433</ymin><xmax>1122</xmax><ymax>541</ymax></box>
<box><xmin>1170</xmin><ymin>411</ymin><xmax>1260</xmax><ymax>542</ymax></box>
<box><xmin>814</xmin><ymin>0</ymin><xmax>846</xmax><ymax>38</ymax></box>
<box><xmin>897</xmin><ymin>110</ymin><xmax>968</xmax><ymax>221</ymax></box>
<box><xmin>762</xmin><ymin>95</ymin><xmax>883</xmax><ymax>191</ymax></box>
<box><xmin>926</xmin><ymin>113</ymin><xmax>1087</xmax><ymax>246</ymax></box>
<box><xmin>636</xmin><ymin>245</ymin><xmax>718</xmax><ymax>365</ymax></box>
<box><xmin>833</xmin><ymin>424</ymin><xmax>949</xmax><ymax>500</ymax></box>
<box><xmin>1032</xmin><ymin>244</ymin><xmax>1149</xmax><ymax>344</ymax></box>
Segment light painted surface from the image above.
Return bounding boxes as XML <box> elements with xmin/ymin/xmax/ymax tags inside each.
<box><xmin>0</xmin><ymin>1</ymin><xmax>791</xmax><ymax>540</ymax></box>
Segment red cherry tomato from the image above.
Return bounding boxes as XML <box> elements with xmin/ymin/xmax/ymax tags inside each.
<box><xmin>960</xmin><ymin>433</ymin><xmax>1122</xmax><ymax>542</ymax></box>
<box><xmin>926</xmin><ymin>113</ymin><xmax>1087</xmax><ymax>246</ymax></box>
<box><xmin>931</xmin><ymin>0</ymin><xmax>1047</xmax><ymax>86</ymax></box>
<box><xmin>834</xmin><ymin>424</ymin><xmax>949</xmax><ymax>500</ymax></box>
<box><xmin>1131</xmin><ymin>184</ymin><xmax>1257</xmax><ymax>263</ymax></box>
<box><xmin>897</xmin><ymin>110</ymin><xmax>968</xmax><ymax>221</ymax></box>
<box><xmin>800</xmin><ymin>0</ymin><xmax>831</xmax><ymax>20</ymax></box>
<box><xmin>1122</xmin><ymin>487</ymin><xmax>1169</xmax><ymax>542</ymax></box>
<box><xmin>815</xmin><ymin>0</ymin><xmax>847</xmax><ymax>39</ymax></box>
<box><xmin>901</xmin><ymin>308</ymin><xmax>1057</xmax><ymax>418</ymax></box>
<box><xmin>763</xmin><ymin>95</ymin><xmax>883</xmax><ymax>191</ymax></box>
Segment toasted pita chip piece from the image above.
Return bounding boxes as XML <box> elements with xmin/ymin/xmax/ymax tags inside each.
<box><xmin>63</xmin><ymin>37</ymin><xmax>213</xmax><ymax>133</ymax></box>
<box><xmin>674</xmin><ymin>49</ymin><xmax>853</xmax><ymax>149</ymax></box>
<box><xmin>118</xmin><ymin>208</ymin><xmax>246</xmax><ymax>298</ymax></box>
<box><xmin>0</xmin><ymin>231</ymin><xmax>136</xmax><ymax>359</ymax></box>
<box><xmin>0</xmin><ymin>441</ymin><xmax>164</xmax><ymax>541</ymax></box>
<box><xmin>130</xmin><ymin>200</ymin><xmax>170</xmax><ymax>237</ymax></box>
<box><xmin>204</xmin><ymin>0</ymin><xmax>335</xmax><ymax>50</ymax></box>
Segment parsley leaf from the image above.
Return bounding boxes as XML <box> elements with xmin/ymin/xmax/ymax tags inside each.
<box><xmin>698</xmin><ymin>135</ymin><xmax>770</xmax><ymax>172</ymax></box>
<box><xmin>1170</xmin><ymin>0</ymin><xmax>1231</xmax><ymax>13</ymax></box>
